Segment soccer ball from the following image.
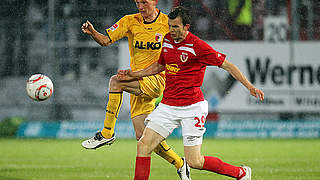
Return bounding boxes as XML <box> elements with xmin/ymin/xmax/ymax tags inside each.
<box><xmin>26</xmin><ymin>74</ymin><xmax>54</xmax><ymax>101</ymax></box>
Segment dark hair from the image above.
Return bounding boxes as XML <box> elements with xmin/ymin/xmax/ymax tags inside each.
<box><xmin>168</xmin><ymin>6</ymin><xmax>191</xmax><ymax>26</ymax></box>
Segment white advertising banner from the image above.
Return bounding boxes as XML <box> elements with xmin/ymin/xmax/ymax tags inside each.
<box><xmin>204</xmin><ymin>42</ymin><xmax>320</xmax><ymax>112</ymax></box>
<box><xmin>119</xmin><ymin>41</ymin><xmax>320</xmax><ymax>113</ymax></box>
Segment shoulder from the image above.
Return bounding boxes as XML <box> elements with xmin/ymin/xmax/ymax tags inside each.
<box><xmin>192</xmin><ymin>34</ymin><xmax>210</xmax><ymax>49</ymax></box>
<box><xmin>159</xmin><ymin>11</ymin><xmax>168</xmax><ymax>20</ymax></box>
<box><xmin>188</xmin><ymin>33</ymin><xmax>214</xmax><ymax>54</ymax></box>
<box><xmin>188</xmin><ymin>33</ymin><xmax>202</xmax><ymax>45</ymax></box>
<box><xmin>121</xmin><ymin>13</ymin><xmax>143</xmax><ymax>22</ymax></box>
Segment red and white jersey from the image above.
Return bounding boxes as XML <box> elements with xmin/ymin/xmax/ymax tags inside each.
<box><xmin>158</xmin><ymin>32</ymin><xmax>226</xmax><ymax>106</ymax></box>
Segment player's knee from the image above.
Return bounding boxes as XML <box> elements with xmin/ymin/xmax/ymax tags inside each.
<box><xmin>109</xmin><ymin>75</ymin><xmax>119</xmax><ymax>85</ymax></box>
<box><xmin>109</xmin><ymin>75</ymin><xmax>122</xmax><ymax>91</ymax></box>
<box><xmin>185</xmin><ymin>158</ymin><xmax>203</xmax><ymax>169</ymax></box>
<box><xmin>135</xmin><ymin>131</ymin><xmax>143</xmax><ymax>141</ymax></box>
<box><xmin>137</xmin><ymin>139</ymin><xmax>152</xmax><ymax>156</ymax></box>
<box><xmin>135</xmin><ymin>134</ymin><xmax>142</xmax><ymax>141</ymax></box>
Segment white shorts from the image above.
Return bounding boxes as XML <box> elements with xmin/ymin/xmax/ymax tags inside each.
<box><xmin>145</xmin><ymin>100</ymin><xmax>208</xmax><ymax>146</ymax></box>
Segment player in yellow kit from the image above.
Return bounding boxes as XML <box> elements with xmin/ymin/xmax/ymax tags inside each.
<box><xmin>81</xmin><ymin>0</ymin><xmax>190</xmax><ymax>179</ymax></box>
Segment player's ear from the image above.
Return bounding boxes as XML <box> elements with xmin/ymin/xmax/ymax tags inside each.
<box><xmin>184</xmin><ymin>24</ymin><xmax>190</xmax><ymax>31</ymax></box>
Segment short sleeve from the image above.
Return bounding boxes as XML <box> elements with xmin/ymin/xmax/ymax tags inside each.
<box><xmin>195</xmin><ymin>39</ymin><xmax>226</xmax><ymax>67</ymax></box>
<box><xmin>105</xmin><ymin>15</ymin><xmax>130</xmax><ymax>43</ymax></box>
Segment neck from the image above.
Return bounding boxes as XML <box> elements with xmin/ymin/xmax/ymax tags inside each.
<box><xmin>144</xmin><ymin>8</ymin><xmax>158</xmax><ymax>22</ymax></box>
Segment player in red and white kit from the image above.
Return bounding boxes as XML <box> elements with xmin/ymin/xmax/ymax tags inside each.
<box><xmin>117</xmin><ymin>7</ymin><xmax>264</xmax><ymax>180</ymax></box>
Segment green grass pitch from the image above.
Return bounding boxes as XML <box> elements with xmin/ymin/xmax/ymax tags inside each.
<box><xmin>0</xmin><ymin>138</ymin><xmax>320</xmax><ymax>180</ymax></box>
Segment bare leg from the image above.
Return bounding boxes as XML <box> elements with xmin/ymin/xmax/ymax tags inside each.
<box><xmin>132</xmin><ymin>114</ymin><xmax>148</xmax><ymax>140</ymax></box>
<box><xmin>137</xmin><ymin>127</ymin><xmax>165</xmax><ymax>157</ymax></box>
<box><xmin>132</xmin><ymin>114</ymin><xmax>184</xmax><ymax>169</ymax></box>
<box><xmin>134</xmin><ymin>128</ymin><xmax>165</xmax><ymax>180</ymax></box>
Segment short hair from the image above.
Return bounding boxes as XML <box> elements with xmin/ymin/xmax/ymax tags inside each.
<box><xmin>168</xmin><ymin>6</ymin><xmax>191</xmax><ymax>26</ymax></box>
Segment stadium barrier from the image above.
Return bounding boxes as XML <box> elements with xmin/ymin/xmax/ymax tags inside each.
<box><xmin>0</xmin><ymin>117</ymin><xmax>24</xmax><ymax>137</ymax></box>
<box><xmin>17</xmin><ymin>120</ymin><xmax>320</xmax><ymax>139</ymax></box>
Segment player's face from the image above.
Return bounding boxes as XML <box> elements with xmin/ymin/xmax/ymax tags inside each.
<box><xmin>168</xmin><ymin>17</ymin><xmax>189</xmax><ymax>42</ymax></box>
<box><xmin>135</xmin><ymin>0</ymin><xmax>157</xmax><ymax>19</ymax></box>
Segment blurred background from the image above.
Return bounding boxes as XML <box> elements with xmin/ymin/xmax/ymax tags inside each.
<box><xmin>0</xmin><ymin>0</ymin><xmax>320</xmax><ymax>138</ymax></box>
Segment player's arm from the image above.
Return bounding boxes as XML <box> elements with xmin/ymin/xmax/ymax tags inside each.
<box><xmin>117</xmin><ymin>62</ymin><xmax>165</xmax><ymax>81</ymax></box>
<box><xmin>220</xmin><ymin>59</ymin><xmax>264</xmax><ymax>101</ymax></box>
<box><xmin>81</xmin><ymin>20</ymin><xmax>112</xmax><ymax>46</ymax></box>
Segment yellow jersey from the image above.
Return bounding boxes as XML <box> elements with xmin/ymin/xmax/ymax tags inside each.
<box><xmin>106</xmin><ymin>11</ymin><xmax>169</xmax><ymax>71</ymax></box>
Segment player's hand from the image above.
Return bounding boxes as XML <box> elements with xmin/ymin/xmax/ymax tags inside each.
<box><xmin>81</xmin><ymin>20</ymin><xmax>95</xmax><ymax>35</ymax></box>
<box><xmin>250</xmin><ymin>87</ymin><xmax>264</xmax><ymax>101</ymax></box>
<box><xmin>117</xmin><ymin>69</ymin><xmax>136</xmax><ymax>81</ymax></box>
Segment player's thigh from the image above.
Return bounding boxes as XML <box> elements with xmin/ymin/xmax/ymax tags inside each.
<box><xmin>181</xmin><ymin>100</ymin><xmax>208</xmax><ymax>140</ymax></box>
<box><xmin>138</xmin><ymin>73</ymin><xmax>165</xmax><ymax>99</ymax></box>
<box><xmin>130</xmin><ymin>94</ymin><xmax>155</xmax><ymax>118</ymax></box>
<box><xmin>145</xmin><ymin>103</ymin><xmax>180</xmax><ymax>139</ymax></box>
<box><xmin>137</xmin><ymin>127</ymin><xmax>165</xmax><ymax>156</ymax></box>
<box><xmin>109</xmin><ymin>75</ymin><xmax>143</xmax><ymax>95</ymax></box>
<box><xmin>130</xmin><ymin>73</ymin><xmax>165</xmax><ymax>118</ymax></box>
<box><xmin>132</xmin><ymin>114</ymin><xmax>148</xmax><ymax>140</ymax></box>
<box><xmin>120</xmin><ymin>79</ymin><xmax>142</xmax><ymax>95</ymax></box>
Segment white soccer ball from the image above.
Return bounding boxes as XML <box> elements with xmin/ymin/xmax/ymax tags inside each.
<box><xmin>26</xmin><ymin>74</ymin><xmax>54</xmax><ymax>101</ymax></box>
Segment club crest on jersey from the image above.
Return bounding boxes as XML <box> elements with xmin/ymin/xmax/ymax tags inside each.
<box><xmin>110</xmin><ymin>23</ymin><xmax>119</xmax><ymax>31</ymax></box>
<box><xmin>180</xmin><ymin>52</ymin><xmax>188</xmax><ymax>63</ymax></box>
<box><xmin>155</xmin><ymin>33</ymin><xmax>163</xmax><ymax>42</ymax></box>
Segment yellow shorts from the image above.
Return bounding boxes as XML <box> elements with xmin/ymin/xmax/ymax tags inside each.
<box><xmin>130</xmin><ymin>72</ymin><xmax>165</xmax><ymax>118</ymax></box>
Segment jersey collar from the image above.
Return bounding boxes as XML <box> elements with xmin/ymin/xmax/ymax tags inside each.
<box><xmin>174</xmin><ymin>31</ymin><xmax>190</xmax><ymax>44</ymax></box>
<box><xmin>143</xmin><ymin>9</ymin><xmax>161</xmax><ymax>24</ymax></box>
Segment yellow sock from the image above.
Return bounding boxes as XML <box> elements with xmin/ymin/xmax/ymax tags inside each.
<box><xmin>101</xmin><ymin>92</ymin><xmax>123</xmax><ymax>138</ymax></box>
<box><xmin>154</xmin><ymin>140</ymin><xmax>184</xmax><ymax>169</ymax></box>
